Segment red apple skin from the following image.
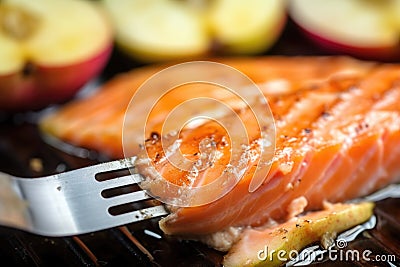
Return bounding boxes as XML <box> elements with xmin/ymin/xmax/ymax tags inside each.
<box><xmin>0</xmin><ymin>44</ymin><xmax>113</xmax><ymax>112</ymax></box>
<box><xmin>295</xmin><ymin>23</ymin><xmax>400</xmax><ymax>61</ymax></box>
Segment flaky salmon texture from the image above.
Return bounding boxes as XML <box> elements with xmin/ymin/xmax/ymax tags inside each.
<box><xmin>41</xmin><ymin>57</ymin><xmax>400</xmax><ymax>253</ymax></box>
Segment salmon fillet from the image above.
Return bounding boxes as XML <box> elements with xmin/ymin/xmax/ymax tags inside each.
<box><xmin>40</xmin><ymin>56</ymin><xmax>400</xmax><ymax>251</ymax></box>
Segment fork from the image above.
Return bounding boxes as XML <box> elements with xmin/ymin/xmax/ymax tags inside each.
<box><xmin>0</xmin><ymin>157</ymin><xmax>168</xmax><ymax>237</ymax></box>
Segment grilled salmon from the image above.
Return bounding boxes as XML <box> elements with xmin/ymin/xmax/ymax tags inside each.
<box><xmin>40</xmin><ymin>56</ymin><xmax>374</xmax><ymax>158</ymax></box>
<box><xmin>40</xmin><ymin>56</ymin><xmax>400</xmax><ymax>252</ymax></box>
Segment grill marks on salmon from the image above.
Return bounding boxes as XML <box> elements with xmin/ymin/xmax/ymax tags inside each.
<box><xmin>306</xmin><ymin>67</ymin><xmax>400</xmax><ymax>205</ymax></box>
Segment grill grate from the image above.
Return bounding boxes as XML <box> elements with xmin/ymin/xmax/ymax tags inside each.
<box><xmin>0</xmin><ymin>227</ymin><xmax>154</xmax><ymax>266</ymax></box>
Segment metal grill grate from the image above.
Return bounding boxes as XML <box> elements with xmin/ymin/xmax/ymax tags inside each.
<box><xmin>0</xmin><ymin>227</ymin><xmax>152</xmax><ymax>266</ymax></box>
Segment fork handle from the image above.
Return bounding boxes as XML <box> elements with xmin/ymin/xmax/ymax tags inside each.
<box><xmin>0</xmin><ymin>172</ymin><xmax>29</xmax><ymax>229</ymax></box>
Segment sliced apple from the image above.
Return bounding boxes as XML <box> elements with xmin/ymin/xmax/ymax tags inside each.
<box><xmin>102</xmin><ymin>0</ymin><xmax>209</xmax><ymax>62</ymax></box>
<box><xmin>0</xmin><ymin>0</ymin><xmax>113</xmax><ymax>111</ymax></box>
<box><xmin>223</xmin><ymin>202</ymin><xmax>374</xmax><ymax>267</ymax></box>
<box><xmin>102</xmin><ymin>0</ymin><xmax>286</xmax><ymax>61</ymax></box>
<box><xmin>208</xmin><ymin>0</ymin><xmax>286</xmax><ymax>54</ymax></box>
<box><xmin>289</xmin><ymin>0</ymin><xmax>400</xmax><ymax>60</ymax></box>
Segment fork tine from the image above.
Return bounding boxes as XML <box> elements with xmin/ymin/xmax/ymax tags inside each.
<box><xmin>105</xmin><ymin>191</ymin><xmax>152</xmax><ymax>207</ymax></box>
<box><xmin>99</xmin><ymin>174</ymin><xmax>143</xmax><ymax>190</ymax></box>
<box><xmin>111</xmin><ymin>205</ymin><xmax>168</xmax><ymax>224</ymax></box>
<box><xmin>85</xmin><ymin>157</ymin><xmax>136</xmax><ymax>175</ymax></box>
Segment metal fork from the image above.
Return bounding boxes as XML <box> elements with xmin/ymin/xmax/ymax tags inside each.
<box><xmin>0</xmin><ymin>157</ymin><xmax>168</xmax><ymax>237</ymax></box>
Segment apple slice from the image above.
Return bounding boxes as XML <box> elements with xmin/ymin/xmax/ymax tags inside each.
<box><xmin>208</xmin><ymin>0</ymin><xmax>286</xmax><ymax>54</ymax></box>
<box><xmin>0</xmin><ymin>0</ymin><xmax>113</xmax><ymax>111</ymax></box>
<box><xmin>102</xmin><ymin>0</ymin><xmax>286</xmax><ymax>61</ymax></box>
<box><xmin>289</xmin><ymin>0</ymin><xmax>400</xmax><ymax>60</ymax></box>
<box><xmin>102</xmin><ymin>0</ymin><xmax>209</xmax><ymax>62</ymax></box>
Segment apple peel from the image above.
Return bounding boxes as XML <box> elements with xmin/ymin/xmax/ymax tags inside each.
<box><xmin>0</xmin><ymin>0</ymin><xmax>113</xmax><ymax>111</ymax></box>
